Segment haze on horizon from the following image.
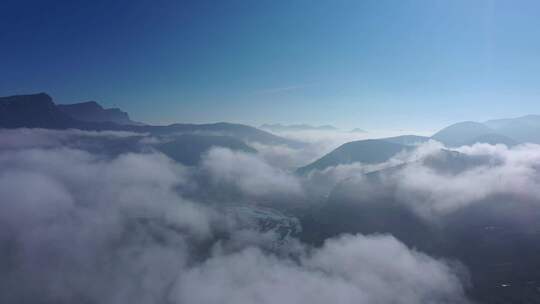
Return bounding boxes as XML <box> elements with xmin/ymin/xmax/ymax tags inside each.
<box><xmin>2</xmin><ymin>0</ymin><xmax>540</xmax><ymax>131</ymax></box>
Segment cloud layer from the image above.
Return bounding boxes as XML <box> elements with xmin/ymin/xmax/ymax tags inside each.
<box><xmin>0</xmin><ymin>129</ymin><xmax>471</xmax><ymax>304</ymax></box>
<box><xmin>389</xmin><ymin>143</ymin><xmax>540</xmax><ymax>218</ymax></box>
<box><xmin>175</xmin><ymin>234</ymin><xmax>469</xmax><ymax>304</ymax></box>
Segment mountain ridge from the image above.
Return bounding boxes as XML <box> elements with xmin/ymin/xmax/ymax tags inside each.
<box><xmin>260</xmin><ymin>123</ymin><xmax>338</xmax><ymax>132</ymax></box>
<box><xmin>58</xmin><ymin>101</ymin><xmax>143</xmax><ymax>126</ymax></box>
<box><xmin>0</xmin><ymin>93</ymin><xmax>302</xmax><ymax>148</ymax></box>
<box><xmin>296</xmin><ymin>139</ymin><xmax>409</xmax><ymax>175</ymax></box>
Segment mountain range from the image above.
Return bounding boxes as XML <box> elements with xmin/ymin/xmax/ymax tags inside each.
<box><xmin>3</xmin><ymin>92</ymin><xmax>540</xmax><ymax>173</ymax></box>
<box><xmin>296</xmin><ymin>139</ymin><xmax>410</xmax><ymax>175</ymax></box>
<box><xmin>58</xmin><ymin>101</ymin><xmax>143</xmax><ymax>126</ymax></box>
<box><xmin>298</xmin><ymin>116</ymin><xmax>538</xmax><ymax>174</ymax></box>
<box><xmin>260</xmin><ymin>123</ymin><xmax>338</xmax><ymax>132</ymax></box>
<box><xmin>0</xmin><ymin>93</ymin><xmax>303</xmax><ymax>149</ymax></box>
<box><xmin>300</xmin><ymin>149</ymin><xmax>540</xmax><ymax>303</ymax></box>
<box><xmin>3</xmin><ymin>92</ymin><xmax>540</xmax><ymax>303</ymax></box>
<box><xmin>260</xmin><ymin>123</ymin><xmax>368</xmax><ymax>134</ymax></box>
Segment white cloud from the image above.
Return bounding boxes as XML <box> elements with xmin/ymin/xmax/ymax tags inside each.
<box><xmin>0</xmin><ymin>129</ymin><xmax>472</xmax><ymax>303</ymax></box>
<box><xmin>0</xmin><ymin>128</ymin><xmax>143</xmax><ymax>150</ymax></box>
<box><xmin>0</xmin><ymin>146</ymin><xmax>214</xmax><ymax>304</ymax></box>
<box><xmin>249</xmin><ymin>141</ymin><xmax>318</xmax><ymax>169</ymax></box>
<box><xmin>201</xmin><ymin>147</ymin><xmax>303</xmax><ymax>199</ymax></box>
<box><xmin>174</xmin><ymin>234</ymin><xmax>469</xmax><ymax>304</ymax></box>
<box><xmin>320</xmin><ymin>141</ymin><xmax>540</xmax><ymax>219</ymax></box>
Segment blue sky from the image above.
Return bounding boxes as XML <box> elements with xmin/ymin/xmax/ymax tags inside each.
<box><xmin>2</xmin><ymin>0</ymin><xmax>540</xmax><ymax>131</ymax></box>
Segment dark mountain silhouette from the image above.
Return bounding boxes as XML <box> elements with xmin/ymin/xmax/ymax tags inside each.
<box><xmin>58</xmin><ymin>101</ymin><xmax>143</xmax><ymax>125</ymax></box>
<box><xmin>296</xmin><ymin>139</ymin><xmax>408</xmax><ymax>175</ymax></box>
<box><xmin>0</xmin><ymin>93</ymin><xmax>78</xmax><ymax>129</ymax></box>
<box><xmin>0</xmin><ymin>93</ymin><xmax>302</xmax><ymax>148</ymax></box>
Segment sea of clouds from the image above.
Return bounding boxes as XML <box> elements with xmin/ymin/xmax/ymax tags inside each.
<box><xmin>7</xmin><ymin>127</ymin><xmax>540</xmax><ymax>303</ymax></box>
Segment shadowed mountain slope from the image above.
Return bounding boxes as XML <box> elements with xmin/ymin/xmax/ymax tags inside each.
<box><xmin>296</xmin><ymin>139</ymin><xmax>408</xmax><ymax>175</ymax></box>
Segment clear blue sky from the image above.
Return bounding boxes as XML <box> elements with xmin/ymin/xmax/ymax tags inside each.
<box><xmin>2</xmin><ymin>0</ymin><xmax>540</xmax><ymax>130</ymax></box>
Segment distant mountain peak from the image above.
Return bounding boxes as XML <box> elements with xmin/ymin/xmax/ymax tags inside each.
<box><xmin>431</xmin><ymin>121</ymin><xmax>495</xmax><ymax>147</ymax></box>
<box><xmin>483</xmin><ymin>115</ymin><xmax>540</xmax><ymax>143</ymax></box>
<box><xmin>0</xmin><ymin>92</ymin><xmax>305</xmax><ymax>148</ymax></box>
<box><xmin>260</xmin><ymin>123</ymin><xmax>338</xmax><ymax>132</ymax></box>
<box><xmin>349</xmin><ymin>128</ymin><xmax>367</xmax><ymax>133</ymax></box>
